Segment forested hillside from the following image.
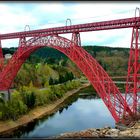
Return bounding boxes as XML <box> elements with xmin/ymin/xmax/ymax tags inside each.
<box><xmin>2</xmin><ymin>45</ymin><xmax>130</xmax><ymax>77</ymax></box>
<box><xmin>83</xmin><ymin>46</ymin><xmax>129</xmax><ymax>76</ymax></box>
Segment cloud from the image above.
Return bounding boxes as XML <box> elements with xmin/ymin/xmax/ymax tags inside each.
<box><xmin>0</xmin><ymin>4</ymin><xmax>38</xmax><ymax>33</ymax></box>
<box><xmin>70</xmin><ymin>3</ymin><xmax>139</xmax><ymax>21</ymax></box>
<box><xmin>1</xmin><ymin>39</ymin><xmax>19</xmax><ymax>48</ymax></box>
<box><xmin>79</xmin><ymin>28</ymin><xmax>132</xmax><ymax>47</ymax></box>
<box><xmin>0</xmin><ymin>2</ymin><xmax>139</xmax><ymax>48</ymax></box>
<box><xmin>35</xmin><ymin>2</ymin><xmax>65</xmax><ymax>13</ymax></box>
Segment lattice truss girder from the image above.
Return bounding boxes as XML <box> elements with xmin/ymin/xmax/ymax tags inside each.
<box><xmin>0</xmin><ymin>39</ymin><xmax>4</xmax><ymax>71</ymax></box>
<box><xmin>125</xmin><ymin>27</ymin><xmax>140</xmax><ymax>115</ymax></box>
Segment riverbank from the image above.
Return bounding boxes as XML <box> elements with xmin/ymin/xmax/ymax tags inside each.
<box><xmin>57</xmin><ymin>121</ymin><xmax>140</xmax><ymax>138</ymax></box>
<box><xmin>0</xmin><ymin>82</ymin><xmax>90</xmax><ymax>136</ymax></box>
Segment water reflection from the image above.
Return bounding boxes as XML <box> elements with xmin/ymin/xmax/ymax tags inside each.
<box><xmin>21</xmin><ymin>97</ymin><xmax>115</xmax><ymax>138</ymax></box>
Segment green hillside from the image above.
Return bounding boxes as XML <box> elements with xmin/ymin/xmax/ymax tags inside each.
<box><xmin>2</xmin><ymin>45</ymin><xmax>130</xmax><ymax>77</ymax></box>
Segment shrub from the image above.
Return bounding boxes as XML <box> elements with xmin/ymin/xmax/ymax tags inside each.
<box><xmin>65</xmin><ymin>81</ymin><xmax>73</xmax><ymax>90</ymax></box>
<box><xmin>0</xmin><ymin>79</ymin><xmax>82</xmax><ymax>120</ymax></box>
<box><xmin>35</xmin><ymin>89</ymin><xmax>50</xmax><ymax>106</ymax></box>
<box><xmin>50</xmin><ymin>85</ymin><xmax>64</xmax><ymax>98</ymax></box>
<box><xmin>20</xmin><ymin>86</ymin><xmax>36</xmax><ymax>109</ymax></box>
<box><xmin>0</xmin><ymin>112</ymin><xmax>2</xmax><ymax>119</ymax></box>
<box><xmin>1</xmin><ymin>98</ymin><xmax>27</xmax><ymax>120</ymax></box>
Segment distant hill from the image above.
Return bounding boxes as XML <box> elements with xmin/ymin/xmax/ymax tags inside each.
<box><xmin>2</xmin><ymin>45</ymin><xmax>129</xmax><ymax>60</ymax></box>
<box><xmin>2</xmin><ymin>46</ymin><xmax>130</xmax><ymax>77</ymax></box>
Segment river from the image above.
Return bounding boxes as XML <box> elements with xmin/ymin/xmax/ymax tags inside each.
<box><xmin>6</xmin><ymin>85</ymin><xmax>115</xmax><ymax>138</ymax></box>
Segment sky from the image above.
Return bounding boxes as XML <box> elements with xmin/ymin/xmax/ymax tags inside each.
<box><xmin>0</xmin><ymin>1</ymin><xmax>140</xmax><ymax>48</ymax></box>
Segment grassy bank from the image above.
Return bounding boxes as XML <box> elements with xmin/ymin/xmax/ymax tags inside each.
<box><xmin>0</xmin><ymin>82</ymin><xmax>90</xmax><ymax>136</ymax></box>
<box><xmin>0</xmin><ymin>79</ymin><xmax>81</xmax><ymax>121</ymax></box>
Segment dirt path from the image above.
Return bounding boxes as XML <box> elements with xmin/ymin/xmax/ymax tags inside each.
<box><xmin>0</xmin><ymin>83</ymin><xmax>90</xmax><ymax>136</ymax></box>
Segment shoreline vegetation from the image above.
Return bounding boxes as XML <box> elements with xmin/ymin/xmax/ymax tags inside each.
<box><xmin>0</xmin><ymin>82</ymin><xmax>90</xmax><ymax>136</ymax></box>
<box><xmin>0</xmin><ymin>79</ymin><xmax>83</xmax><ymax>121</ymax></box>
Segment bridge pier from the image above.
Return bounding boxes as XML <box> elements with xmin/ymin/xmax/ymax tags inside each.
<box><xmin>115</xmin><ymin>123</ymin><xmax>128</xmax><ymax>130</ymax></box>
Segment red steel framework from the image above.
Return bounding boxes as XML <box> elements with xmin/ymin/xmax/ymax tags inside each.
<box><xmin>125</xmin><ymin>26</ymin><xmax>140</xmax><ymax>118</ymax></box>
<box><xmin>0</xmin><ymin>12</ymin><xmax>140</xmax><ymax>125</ymax></box>
<box><xmin>0</xmin><ymin>40</ymin><xmax>4</xmax><ymax>71</ymax></box>
<box><xmin>125</xmin><ymin>8</ymin><xmax>140</xmax><ymax>121</ymax></box>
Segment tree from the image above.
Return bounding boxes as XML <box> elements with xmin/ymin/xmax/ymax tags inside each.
<box><xmin>49</xmin><ymin>77</ymin><xmax>54</xmax><ymax>85</ymax></box>
<box><xmin>20</xmin><ymin>86</ymin><xmax>36</xmax><ymax>109</ymax></box>
<box><xmin>69</xmin><ymin>72</ymin><xmax>74</xmax><ymax>80</ymax></box>
<box><xmin>30</xmin><ymin>92</ymin><xmax>36</xmax><ymax>108</ymax></box>
<box><xmin>59</xmin><ymin>75</ymin><xmax>64</xmax><ymax>83</ymax></box>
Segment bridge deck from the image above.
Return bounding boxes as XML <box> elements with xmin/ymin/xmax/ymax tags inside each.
<box><xmin>0</xmin><ymin>17</ymin><xmax>140</xmax><ymax>40</ymax></box>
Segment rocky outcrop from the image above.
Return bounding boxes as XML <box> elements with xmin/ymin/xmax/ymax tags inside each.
<box><xmin>56</xmin><ymin>122</ymin><xmax>140</xmax><ymax>138</ymax></box>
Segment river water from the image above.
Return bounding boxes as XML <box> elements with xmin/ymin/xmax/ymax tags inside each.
<box><xmin>7</xmin><ymin>85</ymin><xmax>115</xmax><ymax>138</ymax></box>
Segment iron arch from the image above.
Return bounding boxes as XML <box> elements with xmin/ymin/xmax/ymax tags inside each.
<box><xmin>0</xmin><ymin>35</ymin><xmax>133</xmax><ymax>124</ymax></box>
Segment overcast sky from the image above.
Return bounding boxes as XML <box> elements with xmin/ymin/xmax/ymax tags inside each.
<box><xmin>0</xmin><ymin>1</ymin><xmax>140</xmax><ymax>48</ymax></box>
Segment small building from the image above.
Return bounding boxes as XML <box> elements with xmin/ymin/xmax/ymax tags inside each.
<box><xmin>5</xmin><ymin>54</ymin><xmax>12</xmax><ymax>59</ymax></box>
